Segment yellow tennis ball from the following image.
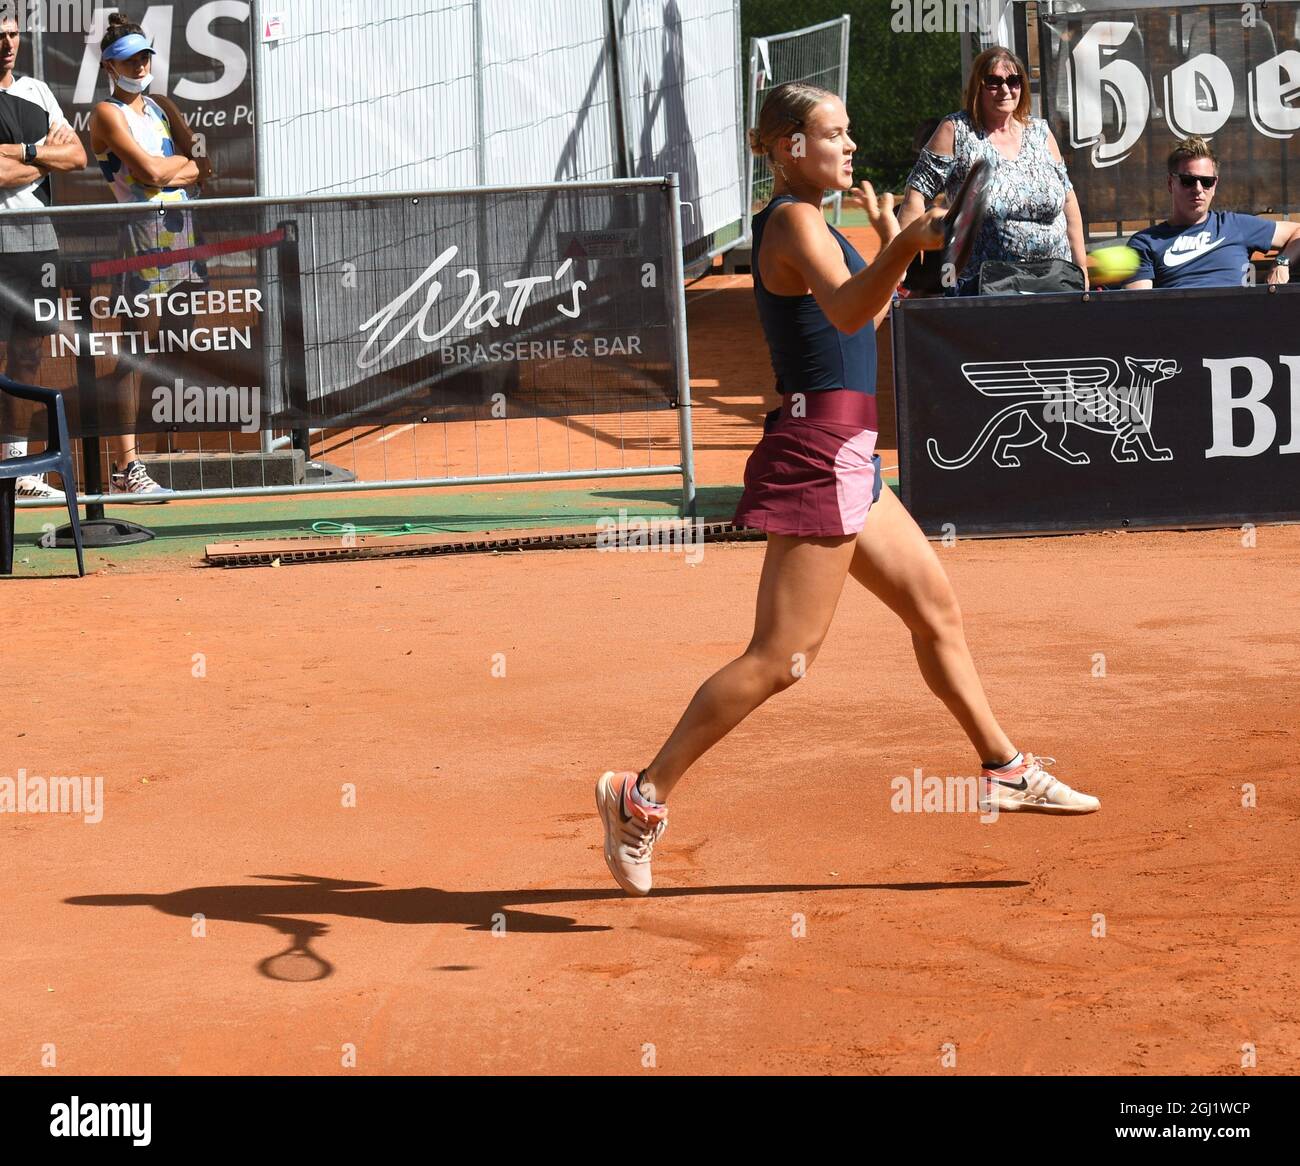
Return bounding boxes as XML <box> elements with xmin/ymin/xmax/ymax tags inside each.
<box><xmin>1088</xmin><ymin>245</ymin><xmax>1141</xmax><ymax>285</ymax></box>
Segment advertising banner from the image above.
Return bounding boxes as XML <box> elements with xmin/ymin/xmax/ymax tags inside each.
<box><xmin>893</xmin><ymin>286</ymin><xmax>1300</xmax><ymax>533</ymax></box>
<box><xmin>0</xmin><ymin>182</ymin><xmax>681</xmax><ymax>442</ymax></box>
<box><xmin>1039</xmin><ymin>1</ymin><xmax>1300</xmax><ymax>230</ymax></box>
<box><xmin>10</xmin><ymin>0</ymin><xmax>255</xmax><ymax>204</ymax></box>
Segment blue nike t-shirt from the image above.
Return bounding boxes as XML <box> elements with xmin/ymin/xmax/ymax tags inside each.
<box><xmin>1128</xmin><ymin>211</ymin><xmax>1276</xmax><ymax>288</ymax></box>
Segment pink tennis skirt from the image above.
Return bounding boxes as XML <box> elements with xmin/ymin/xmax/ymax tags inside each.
<box><xmin>733</xmin><ymin>389</ymin><xmax>882</xmax><ymax>538</ymax></box>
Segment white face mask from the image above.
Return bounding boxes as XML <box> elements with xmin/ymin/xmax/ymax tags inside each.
<box><xmin>112</xmin><ymin>70</ymin><xmax>152</xmax><ymax>94</ymax></box>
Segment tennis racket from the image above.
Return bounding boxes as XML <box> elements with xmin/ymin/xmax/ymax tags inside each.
<box><xmin>942</xmin><ymin>155</ymin><xmax>996</xmax><ymax>279</ymax></box>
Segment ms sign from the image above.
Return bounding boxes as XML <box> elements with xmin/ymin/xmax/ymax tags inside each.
<box><xmin>38</xmin><ymin>1</ymin><xmax>255</xmax><ymax>203</ymax></box>
<box><xmin>70</xmin><ymin>2</ymin><xmax>249</xmax><ymax>105</ymax></box>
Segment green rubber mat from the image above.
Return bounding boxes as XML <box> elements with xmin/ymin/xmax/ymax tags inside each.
<box><xmin>4</xmin><ymin>484</ymin><xmax>736</xmax><ymax>577</ymax></box>
<box><xmin>5</xmin><ymin>471</ymin><xmax>900</xmax><ymax>577</ymax></box>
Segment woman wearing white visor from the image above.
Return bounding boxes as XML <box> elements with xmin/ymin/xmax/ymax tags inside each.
<box><xmin>90</xmin><ymin>12</ymin><xmax>211</xmax><ymax>498</ymax></box>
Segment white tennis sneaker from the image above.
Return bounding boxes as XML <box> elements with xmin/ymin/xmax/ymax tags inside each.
<box><xmin>979</xmin><ymin>753</ymin><xmax>1100</xmax><ymax>815</ymax></box>
<box><xmin>16</xmin><ymin>475</ymin><xmax>66</xmax><ymax>502</ymax></box>
<box><xmin>595</xmin><ymin>771</ymin><xmax>667</xmax><ymax>896</ymax></box>
<box><xmin>112</xmin><ymin>460</ymin><xmax>172</xmax><ymax>502</ymax></box>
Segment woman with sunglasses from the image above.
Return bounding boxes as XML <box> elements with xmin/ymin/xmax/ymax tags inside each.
<box><xmin>899</xmin><ymin>47</ymin><xmax>1087</xmax><ymax>296</ymax></box>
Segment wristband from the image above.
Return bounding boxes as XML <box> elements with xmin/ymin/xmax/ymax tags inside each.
<box><xmin>23</xmin><ymin>143</ymin><xmax>37</xmax><ymax>165</ymax></box>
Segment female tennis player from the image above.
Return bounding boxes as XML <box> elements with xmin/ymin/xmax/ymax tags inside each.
<box><xmin>597</xmin><ymin>83</ymin><xmax>1099</xmax><ymax>897</ymax></box>
<box><xmin>90</xmin><ymin>13</ymin><xmax>211</xmax><ymax>497</ymax></box>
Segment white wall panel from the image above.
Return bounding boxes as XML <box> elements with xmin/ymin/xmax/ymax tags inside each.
<box><xmin>256</xmin><ymin>0</ymin><xmax>478</xmax><ymax>195</ymax></box>
<box><xmin>617</xmin><ymin>0</ymin><xmax>744</xmax><ymax>249</ymax></box>
<box><xmin>481</xmin><ymin>0</ymin><xmax>621</xmax><ymax>185</ymax></box>
<box><xmin>254</xmin><ymin>0</ymin><xmax>743</xmax><ymax>240</ymax></box>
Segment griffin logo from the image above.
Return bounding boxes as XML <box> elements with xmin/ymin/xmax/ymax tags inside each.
<box><xmin>926</xmin><ymin>356</ymin><xmax>1181</xmax><ymax>470</ymax></box>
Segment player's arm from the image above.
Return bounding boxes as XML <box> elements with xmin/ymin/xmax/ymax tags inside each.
<box><xmin>90</xmin><ymin>101</ymin><xmax>199</xmax><ymax>188</ymax></box>
<box><xmin>898</xmin><ymin>119</ymin><xmax>955</xmax><ymax>230</ymax></box>
<box><xmin>1266</xmin><ymin>220</ymin><xmax>1300</xmax><ymax>285</ymax></box>
<box><xmin>848</xmin><ymin>183</ymin><xmax>901</xmax><ymax>329</ymax></box>
<box><xmin>1123</xmin><ymin>277</ymin><xmax>1154</xmax><ymax>290</ymax></box>
<box><xmin>32</xmin><ymin>121</ymin><xmax>87</xmax><ymax>172</ymax></box>
<box><xmin>768</xmin><ymin>196</ymin><xmax>944</xmax><ymax>334</ymax></box>
<box><xmin>150</xmin><ymin>94</ymin><xmax>212</xmax><ymax>185</ymax></box>
<box><xmin>0</xmin><ymin>148</ymin><xmax>42</xmax><ymax>188</ymax></box>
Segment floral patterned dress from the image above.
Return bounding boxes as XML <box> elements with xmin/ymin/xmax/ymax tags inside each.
<box><xmin>906</xmin><ymin>112</ymin><xmax>1073</xmax><ymax>295</ymax></box>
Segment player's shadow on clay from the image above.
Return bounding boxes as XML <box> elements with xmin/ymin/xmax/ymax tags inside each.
<box><xmin>65</xmin><ymin>873</ymin><xmax>1028</xmax><ymax>982</ymax></box>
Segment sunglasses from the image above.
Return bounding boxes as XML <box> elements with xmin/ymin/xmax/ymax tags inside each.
<box><xmin>983</xmin><ymin>74</ymin><xmax>1023</xmax><ymax>92</ymax></box>
<box><xmin>1172</xmin><ymin>173</ymin><xmax>1218</xmax><ymax>189</ymax></box>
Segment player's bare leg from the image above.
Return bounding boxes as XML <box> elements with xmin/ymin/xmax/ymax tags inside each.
<box><xmin>849</xmin><ymin>486</ymin><xmax>1098</xmax><ymax>813</ymax></box>
<box><xmin>106</xmin><ymin>312</ymin><xmax>170</xmax><ymax>497</ymax></box>
<box><xmin>848</xmin><ymin>485</ymin><xmax>1012</xmax><ymax>761</ymax></box>
<box><xmin>597</xmin><ymin>533</ymin><xmax>857</xmax><ymax>894</ymax></box>
<box><xmin>641</xmin><ymin>532</ymin><xmax>858</xmax><ymax>802</ymax></box>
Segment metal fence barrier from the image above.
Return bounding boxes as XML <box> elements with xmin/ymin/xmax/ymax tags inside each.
<box><xmin>2</xmin><ymin>177</ymin><xmax>695</xmax><ymax>519</ymax></box>
<box><xmin>744</xmin><ymin>14</ymin><xmax>852</xmax><ymax>246</ymax></box>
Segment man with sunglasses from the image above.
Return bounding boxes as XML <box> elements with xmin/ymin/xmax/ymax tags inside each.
<box><xmin>1124</xmin><ymin>136</ymin><xmax>1300</xmax><ymax>289</ymax></box>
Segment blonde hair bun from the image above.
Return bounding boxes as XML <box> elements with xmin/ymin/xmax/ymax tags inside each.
<box><xmin>751</xmin><ymin>82</ymin><xmax>836</xmax><ymax>160</ymax></box>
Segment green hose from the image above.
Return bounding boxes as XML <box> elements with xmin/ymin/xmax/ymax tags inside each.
<box><xmin>309</xmin><ymin>520</ymin><xmax>463</xmax><ymax>537</ymax></box>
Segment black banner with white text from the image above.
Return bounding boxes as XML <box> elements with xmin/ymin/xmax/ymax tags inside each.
<box><xmin>892</xmin><ymin>286</ymin><xmax>1300</xmax><ymax>534</ymax></box>
<box><xmin>1039</xmin><ymin>1</ymin><xmax>1300</xmax><ymax>232</ymax></box>
<box><xmin>0</xmin><ymin>182</ymin><xmax>681</xmax><ymax>442</ymax></box>
<box><xmin>12</xmin><ymin>0</ymin><xmax>256</xmax><ymax>204</ymax></box>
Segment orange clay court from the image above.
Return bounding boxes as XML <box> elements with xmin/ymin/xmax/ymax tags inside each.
<box><xmin>2</xmin><ymin>228</ymin><xmax>1298</xmax><ymax>1076</ymax></box>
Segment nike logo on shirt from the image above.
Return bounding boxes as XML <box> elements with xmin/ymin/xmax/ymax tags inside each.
<box><xmin>1162</xmin><ymin>237</ymin><xmax>1227</xmax><ymax>267</ymax></box>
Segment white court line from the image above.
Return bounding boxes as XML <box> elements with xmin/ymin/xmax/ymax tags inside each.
<box><xmin>376</xmin><ymin>424</ymin><xmax>415</xmax><ymax>444</ymax></box>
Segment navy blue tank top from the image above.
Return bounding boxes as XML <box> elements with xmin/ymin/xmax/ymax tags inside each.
<box><xmin>751</xmin><ymin>193</ymin><xmax>877</xmax><ymax>396</ymax></box>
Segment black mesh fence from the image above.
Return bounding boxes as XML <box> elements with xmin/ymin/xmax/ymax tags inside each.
<box><xmin>0</xmin><ymin>181</ymin><xmax>681</xmax><ymax>443</ymax></box>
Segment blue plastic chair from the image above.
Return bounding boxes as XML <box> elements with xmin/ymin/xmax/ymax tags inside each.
<box><xmin>0</xmin><ymin>375</ymin><xmax>85</xmax><ymax>577</ymax></box>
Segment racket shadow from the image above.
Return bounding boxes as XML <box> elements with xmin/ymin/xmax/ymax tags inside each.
<box><xmin>65</xmin><ymin>873</ymin><xmax>1029</xmax><ymax>981</ymax></box>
